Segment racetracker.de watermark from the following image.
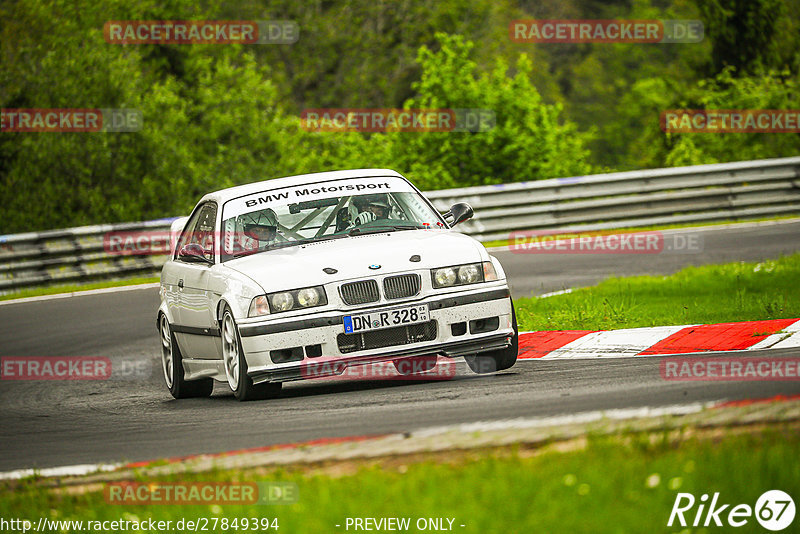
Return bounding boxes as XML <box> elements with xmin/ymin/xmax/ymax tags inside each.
<box><xmin>104</xmin><ymin>226</ymin><xmax>445</xmax><ymax>256</ymax></box>
<box><xmin>508</xmin><ymin>230</ymin><xmax>702</xmax><ymax>254</ymax></box>
<box><xmin>104</xmin><ymin>20</ymin><xmax>298</xmax><ymax>44</ymax></box>
<box><xmin>104</xmin><ymin>482</ymin><xmax>298</xmax><ymax>505</ymax></box>
<box><xmin>302</xmin><ymin>357</ymin><xmax>456</xmax><ymax>381</ymax></box>
<box><xmin>1</xmin><ymin>109</ymin><xmax>142</xmax><ymax>132</ymax></box>
<box><xmin>300</xmin><ymin>109</ymin><xmax>496</xmax><ymax>132</ymax></box>
<box><xmin>661</xmin><ymin>110</ymin><xmax>800</xmax><ymax>133</ymax></box>
<box><xmin>510</xmin><ymin>19</ymin><xmax>703</xmax><ymax>43</ymax></box>
<box><xmin>104</xmin><ymin>230</ymin><xmax>176</xmax><ymax>255</ymax></box>
<box><xmin>1</xmin><ymin>356</ymin><xmax>151</xmax><ymax>381</ymax></box>
<box><xmin>661</xmin><ymin>357</ymin><xmax>800</xmax><ymax>381</ymax></box>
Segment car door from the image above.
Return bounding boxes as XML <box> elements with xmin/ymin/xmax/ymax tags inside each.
<box><xmin>161</xmin><ymin>214</ymin><xmax>200</xmax><ymax>332</ymax></box>
<box><xmin>171</xmin><ymin>202</ymin><xmax>221</xmax><ymax>359</ymax></box>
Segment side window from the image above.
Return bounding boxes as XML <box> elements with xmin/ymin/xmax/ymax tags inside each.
<box><xmin>175</xmin><ymin>203</ymin><xmax>217</xmax><ymax>262</ymax></box>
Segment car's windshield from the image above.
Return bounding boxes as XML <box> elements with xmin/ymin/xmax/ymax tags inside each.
<box><xmin>220</xmin><ymin>176</ymin><xmax>445</xmax><ymax>261</ymax></box>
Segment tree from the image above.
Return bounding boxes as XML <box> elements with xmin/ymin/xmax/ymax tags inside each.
<box><xmin>381</xmin><ymin>33</ymin><xmax>593</xmax><ymax>191</ymax></box>
<box><xmin>695</xmin><ymin>0</ymin><xmax>790</xmax><ymax>76</ymax></box>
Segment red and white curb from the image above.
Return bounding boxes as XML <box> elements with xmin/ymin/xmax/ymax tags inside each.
<box><xmin>518</xmin><ymin>318</ymin><xmax>800</xmax><ymax>359</ymax></box>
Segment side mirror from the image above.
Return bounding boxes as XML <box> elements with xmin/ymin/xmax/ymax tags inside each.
<box><xmin>170</xmin><ymin>216</ymin><xmax>190</xmax><ymax>255</ymax></box>
<box><xmin>444</xmin><ymin>203</ymin><xmax>474</xmax><ymax>226</ymax></box>
<box><xmin>178</xmin><ymin>243</ymin><xmax>213</xmax><ymax>264</ymax></box>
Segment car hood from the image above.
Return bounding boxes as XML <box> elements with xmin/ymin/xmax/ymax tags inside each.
<box><xmin>225</xmin><ymin>230</ymin><xmax>485</xmax><ymax>293</ymax></box>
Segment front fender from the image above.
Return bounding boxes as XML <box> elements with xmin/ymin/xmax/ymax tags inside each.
<box><xmin>214</xmin><ymin>267</ymin><xmax>265</xmax><ymax>322</ymax></box>
<box><xmin>488</xmin><ymin>254</ymin><xmax>507</xmax><ymax>280</ymax></box>
<box><xmin>156</xmin><ymin>291</ymin><xmax>176</xmax><ymax>330</ymax></box>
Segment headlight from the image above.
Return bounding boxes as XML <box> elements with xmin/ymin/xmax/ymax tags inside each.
<box><xmin>265</xmin><ymin>285</ymin><xmax>328</xmax><ymax>313</ymax></box>
<box><xmin>433</xmin><ymin>267</ymin><xmax>457</xmax><ymax>287</ymax></box>
<box><xmin>270</xmin><ymin>292</ymin><xmax>294</xmax><ymax>312</ymax></box>
<box><xmin>458</xmin><ymin>264</ymin><xmax>480</xmax><ymax>284</ymax></box>
<box><xmin>431</xmin><ymin>262</ymin><xmax>493</xmax><ymax>288</ymax></box>
<box><xmin>248</xmin><ymin>295</ymin><xmax>270</xmax><ymax>317</ymax></box>
<box><xmin>297</xmin><ymin>287</ymin><xmax>321</xmax><ymax>307</ymax></box>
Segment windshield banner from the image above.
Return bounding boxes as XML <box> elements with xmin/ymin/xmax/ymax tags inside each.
<box><xmin>223</xmin><ymin>176</ymin><xmax>415</xmax><ymax>220</ymax></box>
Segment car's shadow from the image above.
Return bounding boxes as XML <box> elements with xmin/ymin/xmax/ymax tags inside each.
<box><xmin>207</xmin><ymin>370</ymin><xmax>519</xmax><ymax>401</ymax></box>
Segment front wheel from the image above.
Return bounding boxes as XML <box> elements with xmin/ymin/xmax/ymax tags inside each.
<box><xmin>221</xmin><ymin>306</ymin><xmax>282</xmax><ymax>401</ymax></box>
<box><xmin>465</xmin><ymin>299</ymin><xmax>518</xmax><ymax>374</ymax></box>
<box><xmin>160</xmin><ymin>314</ymin><xmax>213</xmax><ymax>399</ymax></box>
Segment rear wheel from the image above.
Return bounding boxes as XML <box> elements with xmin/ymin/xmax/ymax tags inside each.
<box><xmin>221</xmin><ymin>306</ymin><xmax>282</xmax><ymax>401</ymax></box>
<box><xmin>159</xmin><ymin>314</ymin><xmax>213</xmax><ymax>399</ymax></box>
<box><xmin>465</xmin><ymin>299</ymin><xmax>518</xmax><ymax>374</ymax></box>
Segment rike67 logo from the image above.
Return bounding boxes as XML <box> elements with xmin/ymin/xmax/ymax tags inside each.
<box><xmin>668</xmin><ymin>490</ymin><xmax>795</xmax><ymax>531</ymax></box>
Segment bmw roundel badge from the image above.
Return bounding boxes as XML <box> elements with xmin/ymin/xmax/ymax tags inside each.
<box><xmin>369</xmin><ymin>264</ymin><xmax>381</xmax><ymax>270</ymax></box>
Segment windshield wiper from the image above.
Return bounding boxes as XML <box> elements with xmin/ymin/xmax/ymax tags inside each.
<box><xmin>265</xmin><ymin>234</ymin><xmax>349</xmax><ymax>250</ymax></box>
<box><xmin>229</xmin><ymin>250</ymin><xmax>258</xmax><ymax>259</ymax></box>
<box><xmin>348</xmin><ymin>225</ymin><xmax>423</xmax><ymax>236</ymax></box>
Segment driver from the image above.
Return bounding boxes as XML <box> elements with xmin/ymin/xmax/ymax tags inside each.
<box><xmin>353</xmin><ymin>194</ymin><xmax>391</xmax><ymax>225</ymax></box>
<box><xmin>238</xmin><ymin>208</ymin><xmax>279</xmax><ymax>250</ymax></box>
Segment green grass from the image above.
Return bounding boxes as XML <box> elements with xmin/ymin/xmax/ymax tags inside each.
<box><xmin>0</xmin><ymin>276</ymin><xmax>159</xmax><ymax>301</ymax></box>
<box><xmin>481</xmin><ymin>215</ymin><xmax>800</xmax><ymax>249</ymax></box>
<box><xmin>515</xmin><ymin>254</ymin><xmax>800</xmax><ymax>331</ymax></box>
<box><xmin>2</xmin><ymin>427</ymin><xmax>797</xmax><ymax>533</ymax></box>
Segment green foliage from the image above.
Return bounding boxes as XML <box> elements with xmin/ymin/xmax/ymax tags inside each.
<box><xmin>216</xmin><ymin>0</ymin><xmax>548</xmax><ymax>109</ymax></box>
<box><xmin>384</xmin><ymin>34</ymin><xmax>593</xmax><ymax>190</ymax></box>
<box><xmin>628</xmin><ymin>66</ymin><xmax>800</xmax><ymax>168</ymax></box>
<box><xmin>550</xmin><ymin>0</ymin><xmax>800</xmax><ymax>170</ymax></box>
<box><xmin>556</xmin><ymin>0</ymin><xmax>712</xmax><ymax>170</ymax></box>
<box><xmin>695</xmin><ymin>0</ymin><xmax>791</xmax><ymax>75</ymax></box>
<box><xmin>1</xmin><ymin>0</ymin><xmax>799</xmax><ymax>232</ymax></box>
<box><xmin>0</xmin><ymin>0</ymin><xmax>292</xmax><ymax>231</ymax></box>
<box><xmin>0</xmin><ymin>2</ymin><xmax>594</xmax><ymax>232</ymax></box>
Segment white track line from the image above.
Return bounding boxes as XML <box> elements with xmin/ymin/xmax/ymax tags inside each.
<box><xmin>414</xmin><ymin>403</ymin><xmax>708</xmax><ymax>437</ymax></box>
<box><xmin>0</xmin><ymin>283</ymin><xmax>160</xmax><ymax>306</ymax></box>
<box><xmin>0</xmin><ymin>463</ymin><xmax>122</xmax><ymax>481</ymax></box>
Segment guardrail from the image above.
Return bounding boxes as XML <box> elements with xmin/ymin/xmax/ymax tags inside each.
<box><xmin>2</xmin><ymin>157</ymin><xmax>799</xmax><ymax>294</ymax></box>
<box><xmin>0</xmin><ymin>219</ymin><xmax>177</xmax><ymax>293</ymax></box>
<box><xmin>425</xmin><ymin>156</ymin><xmax>800</xmax><ymax>241</ymax></box>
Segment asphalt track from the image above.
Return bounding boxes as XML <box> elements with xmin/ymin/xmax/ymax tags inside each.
<box><xmin>1</xmin><ymin>221</ymin><xmax>799</xmax><ymax>472</ymax></box>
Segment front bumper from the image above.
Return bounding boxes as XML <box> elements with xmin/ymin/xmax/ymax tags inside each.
<box><xmin>237</xmin><ymin>286</ymin><xmax>514</xmax><ymax>384</ymax></box>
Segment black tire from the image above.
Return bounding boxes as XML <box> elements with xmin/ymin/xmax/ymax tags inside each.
<box><xmin>464</xmin><ymin>299</ymin><xmax>518</xmax><ymax>374</ymax></box>
<box><xmin>221</xmin><ymin>306</ymin><xmax>282</xmax><ymax>401</ymax></box>
<box><xmin>159</xmin><ymin>314</ymin><xmax>214</xmax><ymax>399</ymax></box>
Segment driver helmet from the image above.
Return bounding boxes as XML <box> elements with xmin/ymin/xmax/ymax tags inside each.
<box><xmin>239</xmin><ymin>208</ymin><xmax>278</xmax><ymax>243</ymax></box>
<box><xmin>364</xmin><ymin>194</ymin><xmax>391</xmax><ymax>219</ymax></box>
<box><xmin>351</xmin><ymin>195</ymin><xmax>370</xmax><ymax>212</ymax></box>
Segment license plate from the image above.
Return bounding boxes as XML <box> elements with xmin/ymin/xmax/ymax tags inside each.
<box><xmin>343</xmin><ymin>304</ymin><xmax>429</xmax><ymax>334</ymax></box>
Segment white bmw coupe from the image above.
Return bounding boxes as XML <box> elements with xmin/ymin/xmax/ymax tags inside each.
<box><xmin>157</xmin><ymin>169</ymin><xmax>517</xmax><ymax>400</ymax></box>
